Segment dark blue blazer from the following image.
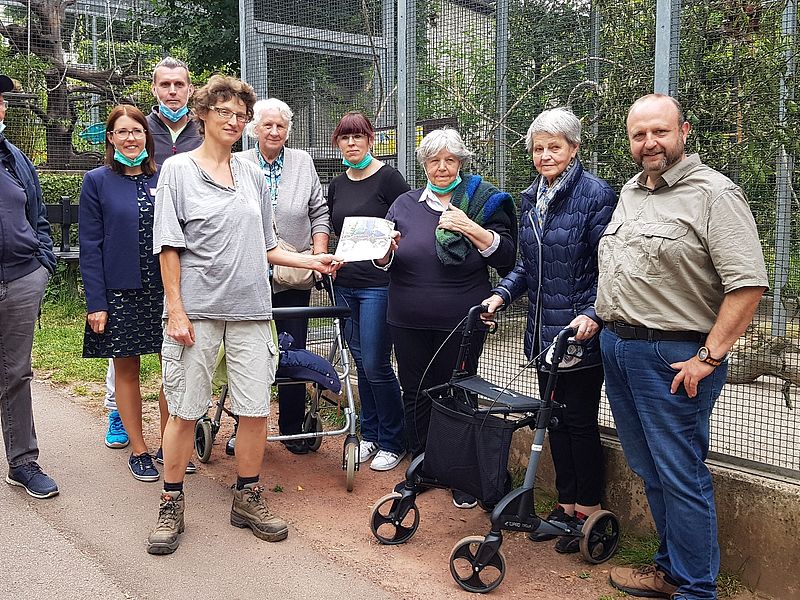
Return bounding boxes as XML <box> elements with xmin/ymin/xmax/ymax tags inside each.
<box><xmin>493</xmin><ymin>160</ymin><xmax>616</xmax><ymax>367</ymax></box>
<box><xmin>0</xmin><ymin>137</ymin><xmax>56</xmax><ymax>275</ymax></box>
<box><xmin>79</xmin><ymin>166</ymin><xmax>159</xmax><ymax>313</ymax></box>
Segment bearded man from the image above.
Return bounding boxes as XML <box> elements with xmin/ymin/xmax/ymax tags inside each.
<box><xmin>596</xmin><ymin>94</ymin><xmax>768</xmax><ymax>600</ymax></box>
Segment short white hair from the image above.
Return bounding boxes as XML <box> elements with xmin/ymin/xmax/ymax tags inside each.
<box><xmin>416</xmin><ymin>127</ymin><xmax>473</xmax><ymax>167</ymax></box>
<box><xmin>525</xmin><ymin>107</ymin><xmax>581</xmax><ymax>153</ymax></box>
<box><xmin>246</xmin><ymin>98</ymin><xmax>294</xmax><ymax>139</ymax></box>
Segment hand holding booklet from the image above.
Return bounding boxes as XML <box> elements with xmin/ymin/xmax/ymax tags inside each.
<box><xmin>334</xmin><ymin>217</ymin><xmax>395</xmax><ymax>262</ymax></box>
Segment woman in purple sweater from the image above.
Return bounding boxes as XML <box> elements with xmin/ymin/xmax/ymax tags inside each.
<box><xmin>375</xmin><ymin>128</ymin><xmax>517</xmax><ymax>508</ymax></box>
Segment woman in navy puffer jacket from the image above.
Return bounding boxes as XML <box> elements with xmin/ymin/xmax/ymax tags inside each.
<box><xmin>483</xmin><ymin>107</ymin><xmax>616</xmax><ymax>553</ymax></box>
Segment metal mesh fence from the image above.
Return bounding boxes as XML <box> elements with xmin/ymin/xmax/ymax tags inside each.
<box><xmin>1</xmin><ymin>0</ymin><xmax>797</xmax><ymax>477</ymax></box>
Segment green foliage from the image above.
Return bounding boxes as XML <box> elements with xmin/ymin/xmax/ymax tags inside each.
<box><xmin>148</xmin><ymin>0</ymin><xmax>240</xmax><ymax>73</ymax></box>
<box><xmin>39</xmin><ymin>172</ymin><xmax>84</xmax><ymax>203</ymax></box>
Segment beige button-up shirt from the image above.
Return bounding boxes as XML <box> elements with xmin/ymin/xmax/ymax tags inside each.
<box><xmin>596</xmin><ymin>153</ymin><xmax>768</xmax><ymax>333</ymax></box>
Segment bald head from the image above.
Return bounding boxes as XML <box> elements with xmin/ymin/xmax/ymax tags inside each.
<box><xmin>627</xmin><ymin>94</ymin><xmax>684</xmax><ymax>130</ymax></box>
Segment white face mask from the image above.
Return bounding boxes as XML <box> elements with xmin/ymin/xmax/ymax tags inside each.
<box><xmin>0</xmin><ymin>121</ymin><xmax>5</xmax><ymax>135</ymax></box>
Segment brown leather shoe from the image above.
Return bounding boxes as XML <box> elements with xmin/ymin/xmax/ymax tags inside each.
<box><xmin>609</xmin><ymin>565</ymin><xmax>678</xmax><ymax>598</ymax></box>
<box><xmin>231</xmin><ymin>484</ymin><xmax>289</xmax><ymax>542</ymax></box>
<box><xmin>147</xmin><ymin>491</ymin><xmax>185</xmax><ymax>555</ymax></box>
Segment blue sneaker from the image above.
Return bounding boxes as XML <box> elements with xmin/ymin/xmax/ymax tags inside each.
<box><xmin>105</xmin><ymin>410</ymin><xmax>129</xmax><ymax>449</ymax></box>
<box><xmin>129</xmin><ymin>453</ymin><xmax>160</xmax><ymax>482</ymax></box>
<box><xmin>6</xmin><ymin>462</ymin><xmax>59</xmax><ymax>499</ymax></box>
<box><xmin>154</xmin><ymin>447</ymin><xmax>197</xmax><ymax>474</ymax></box>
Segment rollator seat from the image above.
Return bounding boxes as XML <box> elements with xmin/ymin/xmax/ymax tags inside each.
<box><xmin>451</xmin><ymin>374</ymin><xmax>542</xmax><ymax>412</ymax></box>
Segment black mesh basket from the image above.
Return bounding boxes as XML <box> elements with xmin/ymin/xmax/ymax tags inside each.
<box><xmin>423</xmin><ymin>393</ymin><xmax>516</xmax><ymax>505</ymax></box>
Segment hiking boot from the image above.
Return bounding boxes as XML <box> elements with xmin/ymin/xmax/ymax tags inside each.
<box><xmin>529</xmin><ymin>504</ymin><xmax>568</xmax><ymax>542</ymax></box>
<box><xmin>609</xmin><ymin>565</ymin><xmax>678</xmax><ymax>598</ymax></box>
<box><xmin>155</xmin><ymin>447</ymin><xmax>196</xmax><ymax>474</ymax></box>
<box><xmin>231</xmin><ymin>484</ymin><xmax>288</xmax><ymax>542</ymax></box>
<box><xmin>6</xmin><ymin>462</ymin><xmax>59</xmax><ymax>499</ymax></box>
<box><xmin>370</xmin><ymin>450</ymin><xmax>406</xmax><ymax>471</ymax></box>
<box><xmin>358</xmin><ymin>440</ymin><xmax>378</xmax><ymax>464</ymax></box>
<box><xmin>554</xmin><ymin>514</ymin><xmax>584</xmax><ymax>554</ymax></box>
<box><xmin>105</xmin><ymin>410</ymin><xmax>129</xmax><ymax>449</ymax></box>
<box><xmin>146</xmin><ymin>491</ymin><xmax>185</xmax><ymax>555</ymax></box>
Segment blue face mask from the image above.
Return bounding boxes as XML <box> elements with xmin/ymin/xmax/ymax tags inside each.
<box><xmin>342</xmin><ymin>153</ymin><xmax>373</xmax><ymax>170</ymax></box>
<box><xmin>427</xmin><ymin>174</ymin><xmax>462</xmax><ymax>195</ymax></box>
<box><xmin>159</xmin><ymin>103</ymin><xmax>189</xmax><ymax>122</ymax></box>
<box><xmin>114</xmin><ymin>148</ymin><xmax>149</xmax><ymax>168</ymax></box>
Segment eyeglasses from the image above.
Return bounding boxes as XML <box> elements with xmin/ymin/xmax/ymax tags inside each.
<box><xmin>113</xmin><ymin>128</ymin><xmax>146</xmax><ymax>139</ymax></box>
<box><xmin>1</xmin><ymin>100</ymin><xmax>8</xmax><ymax>109</ymax></box>
<box><xmin>210</xmin><ymin>106</ymin><xmax>252</xmax><ymax>124</ymax></box>
<box><xmin>338</xmin><ymin>133</ymin><xmax>367</xmax><ymax>143</ymax></box>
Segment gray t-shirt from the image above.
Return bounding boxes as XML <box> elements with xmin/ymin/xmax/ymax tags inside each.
<box><xmin>153</xmin><ymin>152</ymin><xmax>277</xmax><ymax>320</ymax></box>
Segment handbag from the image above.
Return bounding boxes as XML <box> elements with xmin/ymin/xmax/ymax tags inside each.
<box><xmin>272</xmin><ymin>237</ymin><xmax>316</xmax><ymax>290</ymax></box>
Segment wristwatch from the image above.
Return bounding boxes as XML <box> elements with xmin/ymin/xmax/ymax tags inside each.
<box><xmin>697</xmin><ymin>346</ymin><xmax>725</xmax><ymax>367</ymax></box>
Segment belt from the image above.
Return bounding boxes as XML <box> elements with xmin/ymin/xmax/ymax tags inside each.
<box><xmin>604</xmin><ymin>321</ymin><xmax>706</xmax><ymax>343</ymax></box>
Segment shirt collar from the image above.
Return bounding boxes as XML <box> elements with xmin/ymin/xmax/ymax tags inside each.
<box><xmin>259</xmin><ymin>147</ymin><xmax>284</xmax><ymax>170</ymax></box>
<box><xmin>636</xmin><ymin>153</ymin><xmax>701</xmax><ymax>190</ymax></box>
<box><xmin>419</xmin><ymin>186</ymin><xmax>448</xmax><ymax>212</ymax></box>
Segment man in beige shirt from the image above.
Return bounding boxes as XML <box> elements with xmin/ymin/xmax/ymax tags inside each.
<box><xmin>596</xmin><ymin>94</ymin><xmax>768</xmax><ymax>600</ymax></box>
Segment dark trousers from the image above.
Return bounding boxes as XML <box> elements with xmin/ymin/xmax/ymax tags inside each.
<box><xmin>537</xmin><ymin>364</ymin><xmax>605</xmax><ymax>506</ymax></box>
<box><xmin>391</xmin><ymin>325</ymin><xmax>486</xmax><ymax>458</ymax></box>
<box><xmin>273</xmin><ymin>288</ymin><xmax>312</xmax><ymax>434</ymax></box>
<box><xmin>0</xmin><ymin>266</ymin><xmax>48</xmax><ymax>467</ymax></box>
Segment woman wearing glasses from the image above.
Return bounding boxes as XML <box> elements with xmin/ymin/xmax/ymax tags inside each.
<box><xmin>80</xmin><ymin>104</ymin><xmax>166</xmax><ymax>483</ymax></box>
<box><xmin>327</xmin><ymin>111</ymin><xmax>410</xmax><ymax>472</ymax></box>
<box><xmin>147</xmin><ymin>75</ymin><xmax>341</xmax><ymax>556</ymax></box>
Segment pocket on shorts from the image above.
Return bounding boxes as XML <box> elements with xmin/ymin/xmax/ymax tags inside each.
<box><xmin>161</xmin><ymin>337</ymin><xmax>186</xmax><ymax>393</ymax></box>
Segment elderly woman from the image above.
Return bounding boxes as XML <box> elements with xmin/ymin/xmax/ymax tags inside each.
<box><xmin>328</xmin><ymin>111</ymin><xmax>410</xmax><ymax>472</ymax></box>
<box><xmin>236</xmin><ymin>98</ymin><xmax>330</xmax><ymax>455</ymax></box>
<box><xmin>80</xmin><ymin>104</ymin><xmax>167</xmax><ymax>483</ymax></box>
<box><xmin>482</xmin><ymin>107</ymin><xmax>616</xmax><ymax>552</ymax></box>
<box><xmin>376</xmin><ymin>127</ymin><xmax>517</xmax><ymax>508</ymax></box>
<box><xmin>147</xmin><ymin>75</ymin><xmax>340</xmax><ymax>555</ymax></box>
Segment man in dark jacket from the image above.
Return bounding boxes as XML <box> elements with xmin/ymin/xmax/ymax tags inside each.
<box><xmin>146</xmin><ymin>56</ymin><xmax>202</xmax><ymax>164</ymax></box>
<box><xmin>0</xmin><ymin>74</ymin><xmax>58</xmax><ymax>499</ymax></box>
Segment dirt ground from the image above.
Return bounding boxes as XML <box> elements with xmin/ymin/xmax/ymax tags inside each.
<box><xmin>61</xmin><ymin>380</ymin><xmax>759</xmax><ymax>600</ymax></box>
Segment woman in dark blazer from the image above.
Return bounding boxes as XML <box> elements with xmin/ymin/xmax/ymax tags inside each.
<box><xmin>79</xmin><ymin>104</ymin><xmax>165</xmax><ymax>483</ymax></box>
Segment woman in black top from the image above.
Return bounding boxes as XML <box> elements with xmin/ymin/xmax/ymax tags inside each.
<box><xmin>328</xmin><ymin>111</ymin><xmax>410</xmax><ymax>472</ymax></box>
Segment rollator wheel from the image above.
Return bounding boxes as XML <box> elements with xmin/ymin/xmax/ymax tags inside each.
<box><xmin>579</xmin><ymin>509</ymin><xmax>620</xmax><ymax>564</ymax></box>
<box><xmin>369</xmin><ymin>492</ymin><xmax>420</xmax><ymax>545</ymax></box>
<box><xmin>303</xmin><ymin>411</ymin><xmax>323</xmax><ymax>452</ymax></box>
<box><xmin>194</xmin><ymin>419</ymin><xmax>213</xmax><ymax>464</ymax></box>
<box><xmin>449</xmin><ymin>535</ymin><xmax>506</xmax><ymax>594</ymax></box>
<box><xmin>344</xmin><ymin>440</ymin><xmax>357</xmax><ymax>492</ymax></box>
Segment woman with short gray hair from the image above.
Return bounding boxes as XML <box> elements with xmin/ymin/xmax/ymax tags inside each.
<box><xmin>236</xmin><ymin>97</ymin><xmax>330</xmax><ymax>455</ymax></box>
<box><xmin>483</xmin><ymin>107</ymin><xmax>617</xmax><ymax>552</ymax></box>
<box><xmin>375</xmin><ymin>127</ymin><xmax>517</xmax><ymax>509</ymax></box>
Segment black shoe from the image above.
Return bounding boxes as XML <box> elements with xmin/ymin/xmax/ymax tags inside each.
<box><xmin>554</xmin><ymin>514</ymin><xmax>584</xmax><ymax>554</ymax></box>
<box><xmin>529</xmin><ymin>504</ymin><xmax>568</xmax><ymax>542</ymax></box>
<box><xmin>155</xmin><ymin>447</ymin><xmax>197</xmax><ymax>474</ymax></box>
<box><xmin>6</xmin><ymin>462</ymin><xmax>59</xmax><ymax>499</ymax></box>
<box><xmin>282</xmin><ymin>439</ymin><xmax>309</xmax><ymax>455</ymax></box>
<box><xmin>225</xmin><ymin>436</ymin><xmax>236</xmax><ymax>456</ymax></box>
<box><xmin>452</xmin><ymin>489</ymin><xmax>478</xmax><ymax>509</ymax></box>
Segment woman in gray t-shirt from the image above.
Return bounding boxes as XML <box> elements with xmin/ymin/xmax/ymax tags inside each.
<box><xmin>147</xmin><ymin>75</ymin><xmax>340</xmax><ymax>556</ymax></box>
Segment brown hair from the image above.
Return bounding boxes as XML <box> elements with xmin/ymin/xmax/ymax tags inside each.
<box><xmin>104</xmin><ymin>104</ymin><xmax>157</xmax><ymax>176</ymax></box>
<box><xmin>192</xmin><ymin>74</ymin><xmax>257</xmax><ymax>136</ymax></box>
<box><xmin>331</xmin><ymin>111</ymin><xmax>375</xmax><ymax>146</ymax></box>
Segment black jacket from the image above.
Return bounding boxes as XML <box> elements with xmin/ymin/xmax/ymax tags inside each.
<box><xmin>146</xmin><ymin>107</ymin><xmax>202</xmax><ymax>166</ymax></box>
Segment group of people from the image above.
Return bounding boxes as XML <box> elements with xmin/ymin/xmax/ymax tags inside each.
<box><xmin>0</xmin><ymin>58</ymin><xmax>768</xmax><ymax>599</ymax></box>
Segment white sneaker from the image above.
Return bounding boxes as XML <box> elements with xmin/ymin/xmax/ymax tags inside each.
<box><xmin>358</xmin><ymin>440</ymin><xmax>379</xmax><ymax>464</ymax></box>
<box><xmin>370</xmin><ymin>450</ymin><xmax>407</xmax><ymax>472</ymax></box>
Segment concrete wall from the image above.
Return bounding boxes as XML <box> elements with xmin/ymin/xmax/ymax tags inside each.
<box><xmin>510</xmin><ymin>431</ymin><xmax>800</xmax><ymax>600</ymax></box>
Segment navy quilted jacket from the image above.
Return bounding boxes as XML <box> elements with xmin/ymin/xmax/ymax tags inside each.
<box><xmin>493</xmin><ymin>160</ymin><xmax>616</xmax><ymax>367</ymax></box>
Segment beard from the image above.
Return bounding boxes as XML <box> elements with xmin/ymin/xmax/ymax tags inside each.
<box><xmin>637</xmin><ymin>141</ymin><xmax>685</xmax><ymax>176</ymax></box>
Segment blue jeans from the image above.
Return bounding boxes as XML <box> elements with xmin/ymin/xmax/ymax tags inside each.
<box><xmin>335</xmin><ymin>286</ymin><xmax>405</xmax><ymax>454</ymax></box>
<box><xmin>601</xmin><ymin>329</ymin><xmax>727</xmax><ymax>600</ymax></box>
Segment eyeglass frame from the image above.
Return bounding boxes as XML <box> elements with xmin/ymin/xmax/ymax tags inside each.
<box><xmin>1</xmin><ymin>100</ymin><xmax>8</xmax><ymax>110</ymax></box>
<box><xmin>209</xmin><ymin>105</ymin><xmax>252</xmax><ymax>124</ymax></box>
<box><xmin>111</xmin><ymin>128</ymin><xmax>147</xmax><ymax>139</ymax></box>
